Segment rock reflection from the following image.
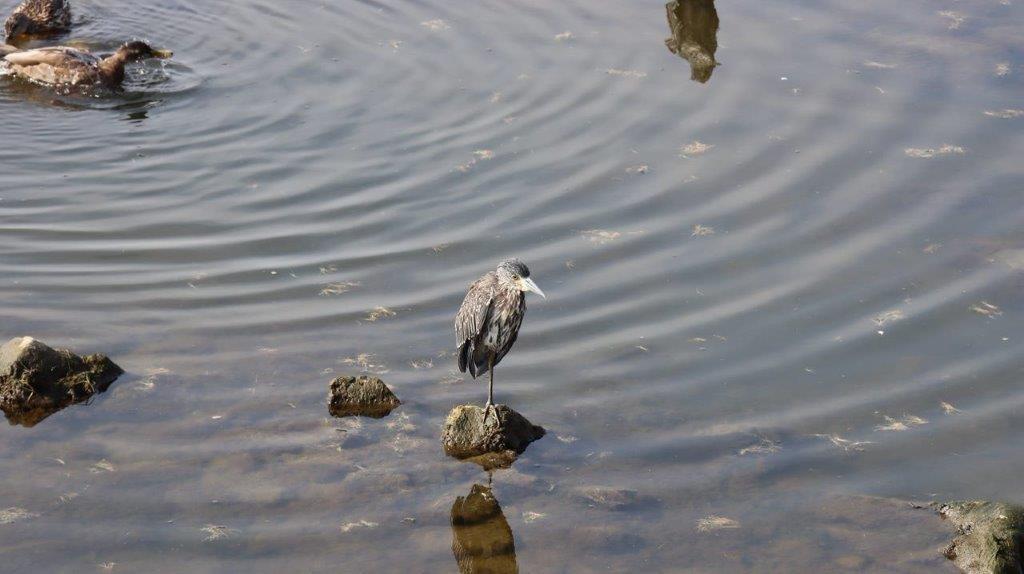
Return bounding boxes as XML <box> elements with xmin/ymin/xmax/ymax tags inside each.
<box><xmin>451</xmin><ymin>481</ymin><xmax>518</xmax><ymax>574</ymax></box>
<box><xmin>664</xmin><ymin>0</ymin><xmax>720</xmax><ymax>83</ymax></box>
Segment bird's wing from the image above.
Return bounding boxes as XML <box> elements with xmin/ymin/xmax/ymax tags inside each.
<box><xmin>455</xmin><ymin>274</ymin><xmax>496</xmax><ymax>346</ymax></box>
<box><xmin>4</xmin><ymin>46</ymin><xmax>80</xmax><ymax>66</ymax></box>
<box><xmin>491</xmin><ymin>292</ymin><xmax>525</xmax><ymax>366</ymax></box>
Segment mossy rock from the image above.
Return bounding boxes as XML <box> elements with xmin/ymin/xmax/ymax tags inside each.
<box><xmin>441</xmin><ymin>404</ymin><xmax>544</xmax><ymax>463</ymax></box>
<box><xmin>328</xmin><ymin>375</ymin><xmax>400</xmax><ymax>418</ymax></box>
<box><xmin>937</xmin><ymin>500</ymin><xmax>1024</xmax><ymax>574</ymax></box>
<box><xmin>0</xmin><ymin>336</ymin><xmax>123</xmax><ymax>427</ymax></box>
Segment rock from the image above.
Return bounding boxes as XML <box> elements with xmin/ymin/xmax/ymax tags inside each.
<box><xmin>573</xmin><ymin>486</ymin><xmax>650</xmax><ymax>511</ymax></box>
<box><xmin>441</xmin><ymin>404</ymin><xmax>545</xmax><ymax>463</ymax></box>
<box><xmin>328</xmin><ymin>375</ymin><xmax>400</xmax><ymax>418</ymax></box>
<box><xmin>0</xmin><ymin>336</ymin><xmax>123</xmax><ymax>427</ymax></box>
<box><xmin>936</xmin><ymin>500</ymin><xmax>1024</xmax><ymax>574</ymax></box>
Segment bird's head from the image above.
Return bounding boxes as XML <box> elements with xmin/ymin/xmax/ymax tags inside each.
<box><xmin>4</xmin><ymin>13</ymin><xmax>31</xmax><ymax>41</ymax></box>
<box><xmin>115</xmin><ymin>40</ymin><xmax>173</xmax><ymax>61</ymax></box>
<box><xmin>497</xmin><ymin>258</ymin><xmax>545</xmax><ymax>298</ymax></box>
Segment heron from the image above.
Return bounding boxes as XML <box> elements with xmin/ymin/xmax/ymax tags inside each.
<box><xmin>455</xmin><ymin>259</ymin><xmax>545</xmax><ymax>422</ymax></box>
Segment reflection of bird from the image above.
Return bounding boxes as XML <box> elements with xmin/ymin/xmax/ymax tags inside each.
<box><xmin>3</xmin><ymin>41</ymin><xmax>172</xmax><ymax>88</ymax></box>
<box><xmin>455</xmin><ymin>259</ymin><xmax>545</xmax><ymax>421</ymax></box>
<box><xmin>4</xmin><ymin>0</ymin><xmax>71</xmax><ymax>43</ymax></box>
<box><xmin>664</xmin><ymin>0</ymin><xmax>719</xmax><ymax>83</ymax></box>
<box><xmin>451</xmin><ymin>483</ymin><xmax>518</xmax><ymax>574</ymax></box>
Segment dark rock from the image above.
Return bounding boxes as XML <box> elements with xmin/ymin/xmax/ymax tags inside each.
<box><xmin>328</xmin><ymin>375</ymin><xmax>400</xmax><ymax>418</ymax></box>
<box><xmin>441</xmin><ymin>404</ymin><xmax>545</xmax><ymax>464</ymax></box>
<box><xmin>0</xmin><ymin>336</ymin><xmax>123</xmax><ymax>427</ymax></box>
<box><xmin>936</xmin><ymin>500</ymin><xmax>1024</xmax><ymax>574</ymax></box>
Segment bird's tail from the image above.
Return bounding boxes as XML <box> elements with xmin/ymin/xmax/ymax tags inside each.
<box><xmin>458</xmin><ymin>342</ymin><xmax>470</xmax><ymax>375</ymax></box>
<box><xmin>458</xmin><ymin>342</ymin><xmax>490</xmax><ymax>379</ymax></box>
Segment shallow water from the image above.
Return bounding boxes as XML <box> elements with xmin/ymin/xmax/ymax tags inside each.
<box><xmin>1</xmin><ymin>0</ymin><xmax>1022</xmax><ymax>571</ymax></box>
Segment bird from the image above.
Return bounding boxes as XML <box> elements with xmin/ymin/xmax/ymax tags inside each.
<box><xmin>2</xmin><ymin>41</ymin><xmax>172</xmax><ymax>88</ymax></box>
<box><xmin>455</xmin><ymin>258</ymin><xmax>545</xmax><ymax>423</ymax></box>
<box><xmin>4</xmin><ymin>0</ymin><xmax>71</xmax><ymax>44</ymax></box>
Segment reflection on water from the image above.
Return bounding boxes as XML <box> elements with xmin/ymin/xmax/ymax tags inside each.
<box><xmin>665</xmin><ymin>0</ymin><xmax>719</xmax><ymax>83</ymax></box>
<box><xmin>451</xmin><ymin>482</ymin><xmax>518</xmax><ymax>574</ymax></box>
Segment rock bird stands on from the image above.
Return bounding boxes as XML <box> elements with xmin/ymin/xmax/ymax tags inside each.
<box><xmin>3</xmin><ymin>41</ymin><xmax>172</xmax><ymax>88</ymax></box>
<box><xmin>4</xmin><ymin>0</ymin><xmax>71</xmax><ymax>43</ymax></box>
<box><xmin>455</xmin><ymin>259</ymin><xmax>545</xmax><ymax>421</ymax></box>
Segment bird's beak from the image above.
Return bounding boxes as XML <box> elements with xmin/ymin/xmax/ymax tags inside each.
<box><xmin>520</xmin><ymin>277</ymin><xmax>546</xmax><ymax>299</ymax></box>
<box><xmin>152</xmin><ymin>49</ymin><xmax>173</xmax><ymax>59</ymax></box>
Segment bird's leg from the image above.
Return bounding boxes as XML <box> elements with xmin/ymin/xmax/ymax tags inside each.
<box><xmin>483</xmin><ymin>355</ymin><xmax>496</xmax><ymax>425</ymax></box>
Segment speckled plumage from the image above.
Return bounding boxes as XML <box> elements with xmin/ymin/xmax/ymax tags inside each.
<box><xmin>4</xmin><ymin>0</ymin><xmax>71</xmax><ymax>43</ymax></box>
<box><xmin>3</xmin><ymin>41</ymin><xmax>170</xmax><ymax>88</ymax></box>
<box><xmin>454</xmin><ymin>259</ymin><xmax>543</xmax><ymax>413</ymax></box>
<box><xmin>455</xmin><ymin>271</ymin><xmax>526</xmax><ymax>378</ymax></box>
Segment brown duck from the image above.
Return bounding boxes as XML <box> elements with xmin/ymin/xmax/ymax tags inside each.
<box><xmin>4</xmin><ymin>0</ymin><xmax>71</xmax><ymax>43</ymax></box>
<box><xmin>3</xmin><ymin>41</ymin><xmax>172</xmax><ymax>88</ymax></box>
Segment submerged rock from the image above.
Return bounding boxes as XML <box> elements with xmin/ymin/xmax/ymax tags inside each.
<box><xmin>573</xmin><ymin>486</ymin><xmax>649</xmax><ymax>511</ymax></box>
<box><xmin>441</xmin><ymin>404</ymin><xmax>545</xmax><ymax>464</ymax></box>
<box><xmin>0</xmin><ymin>336</ymin><xmax>123</xmax><ymax>427</ymax></box>
<box><xmin>328</xmin><ymin>375</ymin><xmax>400</xmax><ymax>418</ymax></box>
<box><xmin>936</xmin><ymin>500</ymin><xmax>1024</xmax><ymax>574</ymax></box>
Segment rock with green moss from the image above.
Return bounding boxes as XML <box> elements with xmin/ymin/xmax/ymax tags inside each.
<box><xmin>441</xmin><ymin>404</ymin><xmax>545</xmax><ymax>465</ymax></box>
<box><xmin>936</xmin><ymin>500</ymin><xmax>1024</xmax><ymax>574</ymax></box>
<box><xmin>0</xmin><ymin>336</ymin><xmax>123</xmax><ymax>427</ymax></box>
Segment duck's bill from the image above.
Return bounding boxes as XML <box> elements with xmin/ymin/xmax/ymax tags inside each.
<box><xmin>152</xmin><ymin>49</ymin><xmax>173</xmax><ymax>59</ymax></box>
<box><xmin>520</xmin><ymin>277</ymin><xmax>546</xmax><ymax>299</ymax></box>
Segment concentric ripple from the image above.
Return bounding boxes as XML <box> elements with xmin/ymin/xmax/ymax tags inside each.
<box><xmin>1</xmin><ymin>0</ymin><xmax>1022</xmax><ymax>570</ymax></box>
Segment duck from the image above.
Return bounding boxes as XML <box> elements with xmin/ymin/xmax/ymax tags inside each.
<box><xmin>3</xmin><ymin>41</ymin><xmax>172</xmax><ymax>88</ymax></box>
<box><xmin>4</xmin><ymin>0</ymin><xmax>71</xmax><ymax>43</ymax></box>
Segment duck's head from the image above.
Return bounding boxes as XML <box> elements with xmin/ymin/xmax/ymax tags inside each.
<box><xmin>115</xmin><ymin>40</ymin><xmax>172</xmax><ymax>61</ymax></box>
<box><xmin>4</xmin><ymin>13</ymin><xmax>33</xmax><ymax>41</ymax></box>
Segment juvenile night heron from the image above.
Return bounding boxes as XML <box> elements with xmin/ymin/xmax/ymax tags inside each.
<box><xmin>455</xmin><ymin>259</ymin><xmax>545</xmax><ymax>420</ymax></box>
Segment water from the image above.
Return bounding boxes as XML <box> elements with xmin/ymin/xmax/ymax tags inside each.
<box><xmin>1</xmin><ymin>0</ymin><xmax>1022</xmax><ymax>571</ymax></box>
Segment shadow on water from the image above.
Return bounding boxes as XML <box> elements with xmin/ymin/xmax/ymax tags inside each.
<box><xmin>451</xmin><ymin>479</ymin><xmax>518</xmax><ymax>574</ymax></box>
<box><xmin>664</xmin><ymin>0</ymin><xmax>719</xmax><ymax>83</ymax></box>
